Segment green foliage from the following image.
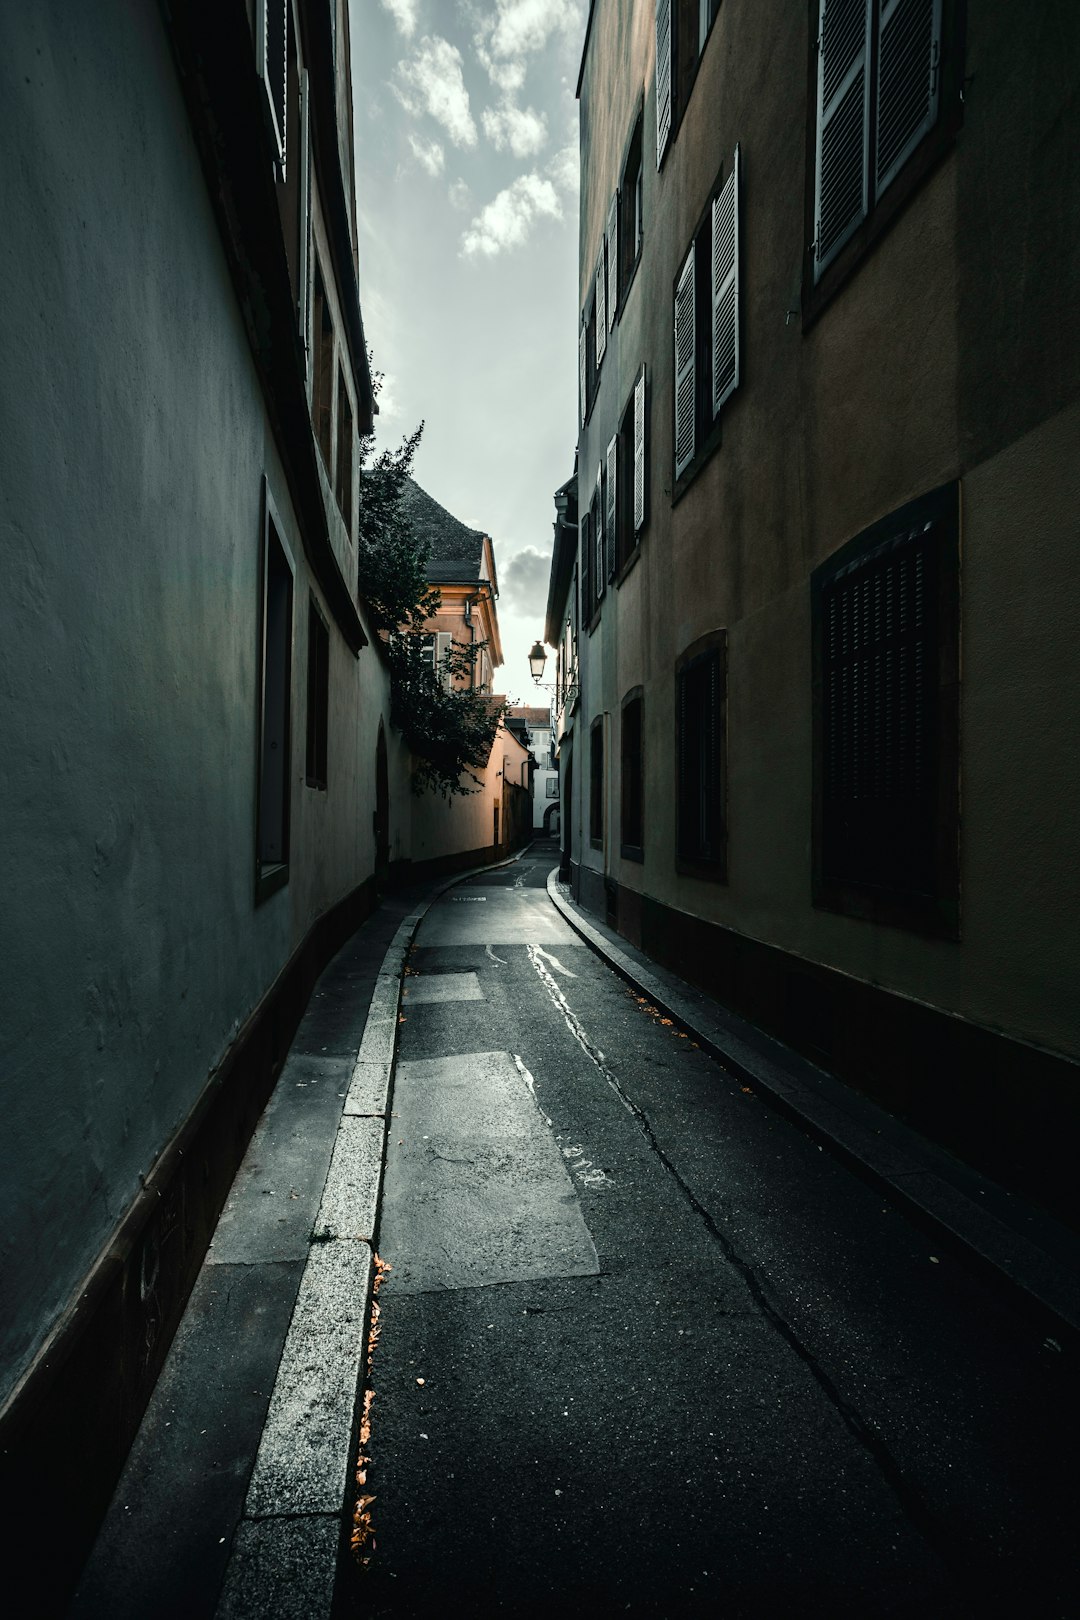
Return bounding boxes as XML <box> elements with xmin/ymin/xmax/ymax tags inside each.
<box><xmin>358</xmin><ymin>366</ymin><xmax>505</xmax><ymax>797</ymax></box>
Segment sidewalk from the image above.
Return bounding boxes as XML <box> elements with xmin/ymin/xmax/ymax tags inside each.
<box><xmin>71</xmin><ymin>851</ymin><xmax>529</xmax><ymax>1620</ymax></box>
<box><xmin>547</xmin><ymin>873</ymin><xmax>1080</xmax><ymax>1348</ymax></box>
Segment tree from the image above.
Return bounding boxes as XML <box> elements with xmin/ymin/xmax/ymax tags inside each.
<box><xmin>357</xmin><ymin>370</ymin><xmax>505</xmax><ymax>797</ymax></box>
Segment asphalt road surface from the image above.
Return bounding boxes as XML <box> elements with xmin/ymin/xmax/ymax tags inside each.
<box><xmin>345</xmin><ymin>840</ymin><xmax>1076</xmax><ymax>1618</ymax></box>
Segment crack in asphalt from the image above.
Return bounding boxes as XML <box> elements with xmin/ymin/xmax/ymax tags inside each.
<box><xmin>525</xmin><ymin>931</ymin><xmax>975</xmax><ymax>1597</ymax></box>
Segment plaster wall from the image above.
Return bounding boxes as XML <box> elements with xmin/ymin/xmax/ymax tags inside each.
<box><xmin>0</xmin><ymin>2</ymin><xmax>391</xmax><ymax>1402</ymax></box>
<box><xmin>575</xmin><ymin>1</ymin><xmax>1080</xmax><ymax>1062</ymax></box>
<box><xmin>406</xmin><ymin>723</ymin><xmax>530</xmax><ymax>863</ymax></box>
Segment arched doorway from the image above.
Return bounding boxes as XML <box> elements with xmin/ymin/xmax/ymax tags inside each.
<box><xmin>374</xmin><ymin>723</ymin><xmax>390</xmax><ymax>889</ymax></box>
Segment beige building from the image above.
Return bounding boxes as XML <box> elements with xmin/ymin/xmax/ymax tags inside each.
<box><xmin>568</xmin><ymin>0</ymin><xmax>1080</xmax><ymax>1217</ymax></box>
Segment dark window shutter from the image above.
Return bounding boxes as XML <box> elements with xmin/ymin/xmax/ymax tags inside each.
<box><xmin>655</xmin><ymin>0</ymin><xmax>673</xmax><ymax>169</ymax></box>
<box><xmin>875</xmin><ymin>0</ymin><xmax>942</xmax><ymax>196</ymax></box>
<box><xmin>674</xmin><ymin>246</ymin><xmax>696</xmax><ymax>478</ymax></box>
<box><xmin>595</xmin><ymin>254</ymin><xmax>607</xmax><ymax>369</ymax></box>
<box><xmin>676</xmin><ymin>646</ymin><xmax>724</xmax><ymax>863</ymax></box>
<box><xmin>711</xmin><ymin>146</ymin><xmax>740</xmax><ymax>417</ymax></box>
<box><xmin>634</xmin><ymin>365</ymin><xmax>647</xmax><ymax>532</ymax></box>
<box><xmin>606</xmin><ymin>435</ymin><xmax>618</xmax><ymax>580</ymax></box>
<box><xmin>579</xmin><ymin>320</ymin><xmax>587</xmax><ymax>426</ymax></box>
<box><xmin>606</xmin><ymin>193</ymin><xmax>619</xmax><ymax>329</ymax></box>
<box><xmin>594</xmin><ymin>466</ymin><xmax>606</xmax><ymax>602</ymax></box>
<box><xmin>814</xmin><ymin>0</ymin><xmax>871</xmax><ymax>279</ymax></box>
<box><xmin>258</xmin><ymin>0</ymin><xmax>288</xmax><ymax>170</ymax></box>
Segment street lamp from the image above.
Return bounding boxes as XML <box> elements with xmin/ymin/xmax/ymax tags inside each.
<box><xmin>527</xmin><ymin>637</ymin><xmax>578</xmax><ymax>706</ymax></box>
<box><xmin>528</xmin><ymin>640</ymin><xmax>547</xmax><ymax>682</ymax></box>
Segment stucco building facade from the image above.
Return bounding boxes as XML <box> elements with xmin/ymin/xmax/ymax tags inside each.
<box><xmin>567</xmin><ymin>0</ymin><xmax>1080</xmax><ymax>1216</ymax></box>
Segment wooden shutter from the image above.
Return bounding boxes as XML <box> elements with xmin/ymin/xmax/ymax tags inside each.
<box><xmin>579</xmin><ymin>319</ymin><xmax>587</xmax><ymax>426</ymax></box>
<box><xmin>580</xmin><ymin>511</ymin><xmax>592</xmax><ymax>624</ymax></box>
<box><xmin>655</xmin><ymin>0</ymin><xmax>672</xmax><ymax>169</ymax></box>
<box><xmin>674</xmin><ymin>245</ymin><xmax>696</xmax><ymax>478</ymax></box>
<box><xmin>257</xmin><ymin>0</ymin><xmax>288</xmax><ymax>170</ymax></box>
<box><xmin>594</xmin><ymin>466</ymin><xmax>606</xmax><ymax>602</ymax></box>
<box><xmin>298</xmin><ymin>69</ymin><xmax>311</xmax><ymax>354</ymax></box>
<box><xmin>606</xmin><ymin>435</ymin><xmax>618</xmax><ymax>581</ymax></box>
<box><xmin>634</xmin><ymin>365</ymin><xmax>647</xmax><ymax>532</ymax></box>
<box><xmin>711</xmin><ymin>146</ymin><xmax>740</xmax><ymax>417</ymax></box>
<box><xmin>436</xmin><ymin>631</ymin><xmax>453</xmax><ymax>691</ymax></box>
<box><xmin>606</xmin><ymin>193</ymin><xmax>619</xmax><ymax>330</ymax></box>
<box><xmin>595</xmin><ymin>254</ymin><xmax>607</xmax><ymax>368</ymax></box>
<box><xmin>875</xmin><ymin>0</ymin><xmax>942</xmax><ymax>196</ymax></box>
<box><xmin>814</xmin><ymin>0</ymin><xmax>871</xmax><ymax>279</ymax></box>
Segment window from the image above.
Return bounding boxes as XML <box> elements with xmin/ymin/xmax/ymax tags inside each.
<box><xmin>612</xmin><ymin>365</ymin><xmax>649</xmax><ymax>575</ymax></box>
<box><xmin>335</xmin><ymin>365</ymin><xmax>353</xmax><ymax>528</ymax></box>
<box><xmin>590</xmin><ymin>719</ymin><xmax>605</xmax><ymax>847</ymax></box>
<box><xmin>257</xmin><ymin>499</ymin><xmax>294</xmax><ymax>898</ymax></box>
<box><xmin>306</xmin><ymin>599</ymin><xmax>329</xmax><ymax>790</ymax></box>
<box><xmin>811</xmin><ymin>0</ymin><xmax>957</xmax><ymax>289</ymax></box>
<box><xmin>580</xmin><ymin>291</ymin><xmax>599</xmax><ymax>424</ymax></box>
<box><xmin>655</xmin><ymin>0</ymin><xmax>721</xmax><ymax>168</ymax></box>
<box><xmin>312</xmin><ymin>260</ymin><xmax>334</xmax><ymax>470</ymax></box>
<box><xmin>545</xmin><ymin>777</ymin><xmax>560</xmax><ymax>799</ymax></box>
<box><xmin>579</xmin><ymin>510</ymin><xmax>592</xmax><ymax>626</ymax></box>
<box><xmin>676</xmin><ymin>633</ymin><xmax>726</xmax><ymax>874</ymax></box>
<box><xmin>812</xmin><ymin>481</ymin><xmax>959</xmax><ymax>935</ymax></box>
<box><xmin>674</xmin><ymin>149</ymin><xmax>741</xmax><ymax>486</ymax></box>
<box><xmin>619</xmin><ymin>115</ymin><xmax>644</xmax><ymax>299</ymax></box>
<box><xmin>621</xmin><ymin>691</ymin><xmax>644</xmax><ymax>859</ymax></box>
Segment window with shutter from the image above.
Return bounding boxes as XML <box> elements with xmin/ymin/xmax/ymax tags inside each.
<box><xmin>812</xmin><ymin>0</ymin><xmax>951</xmax><ymax>289</ymax></box>
<box><xmin>655</xmin><ymin>0</ymin><xmax>672</xmax><ymax>169</ymax></box>
<box><xmin>590</xmin><ymin>719</ymin><xmax>605</xmax><ymax>846</ymax></box>
<box><xmin>621</xmin><ymin>691</ymin><xmax>645</xmax><ymax>857</ymax></box>
<box><xmin>298</xmin><ymin>69</ymin><xmax>311</xmax><ymax>353</ymax></box>
<box><xmin>436</xmin><ymin>631</ymin><xmax>453</xmax><ymax>692</ymax></box>
<box><xmin>812</xmin><ymin>481</ymin><xmax>959</xmax><ymax>933</ymax></box>
<box><xmin>711</xmin><ymin>146</ymin><xmax>740</xmax><ymax>417</ymax></box>
<box><xmin>595</xmin><ymin>254</ymin><xmax>607</xmax><ymax>369</ymax></box>
<box><xmin>605</xmin><ymin>436</ymin><xmax>618</xmax><ymax>581</ymax></box>
<box><xmin>634</xmin><ymin>366</ymin><xmax>647</xmax><ymax>533</ymax></box>
<box><xmin>606</xmin><ymin>194</ymin><xmax>619</xmax><ymax>331</ymax></box>
<box><xmin>594</xmin><ymin>464</ymin><xmax>606</xmax><ymax>603</ymax></box>
<box><xmin>579</xmin><ymin>319</ymin><xmax>587</xmax><ymax>427</ymax></box>
<box><xmin>580</xmin><ymin>510</ymin><xmax>592</xmax><ymax>625</ymax></box>
<box><xmin>257</xmin><ymin>0</ymin><xmax>289</xmax><ymax>172</ymax></box>
<box><xmin>674</xmin><ymin>247</ymin><xmax>696</xmax><ymax>478</ymax></box>
<box><xmin>675</xmin><ymin>635</ymin><xmax>726</xmax><ymax>872</ymax></box>
<box><xmin>257</xmin><ymin>498</ymin><xmax>294</xmax><ymax>899</ymax></box>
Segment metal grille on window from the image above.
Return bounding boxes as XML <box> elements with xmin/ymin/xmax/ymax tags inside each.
<box><xmin>821</xmin><ymin>520</ymin><xmax>938</xmax><ymax>896</ymax></box>
<box><xmin>814</xmin><ymin>0</ymin><xmax>872</xmax><ymax>278</ymax></box>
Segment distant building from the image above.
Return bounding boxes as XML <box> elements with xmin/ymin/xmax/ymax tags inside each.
<box><xmin>508</xmin><ymin>706</ymin><xmax>559</xmax><ymax>832</ymax></box>
<box><xmin>545</xmin><ymin>471</ymin><xmax>581</xmax><ymax>875</ymax></box>
<box><xmin>400</xmin><ymin>478</ymin><xmax>502</xmax><ymax>693</ymax></box>
<box><xmin>566</xmin><ymin>0</ymin><xmax>1080</xmax><ymax>1217</ymax></box>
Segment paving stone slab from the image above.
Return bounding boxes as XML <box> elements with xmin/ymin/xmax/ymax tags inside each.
<box><xmin>313</xmin><ymin>1118</ymin><xmax>384</xmax><ymax>1241</ymax></box>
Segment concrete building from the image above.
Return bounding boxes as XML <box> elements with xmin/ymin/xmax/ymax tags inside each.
<box><xmin>567</xmin><ymin>0</ymin><xmax>1080</xmax><ymax>1217</ymax></box>
<box><xmin>0</xmin><ymin>0</ymin><xmax>449</xmax><ymax>1596</ymax></box>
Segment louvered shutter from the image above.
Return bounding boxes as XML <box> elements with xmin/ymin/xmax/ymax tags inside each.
<box><xmin>674</xmin><ymin>246</ymin><xmax>696</xmax><ymax>478</ymax></box>
<box><xmin>298</xmin><ymin>69</ymin><xmax>311</xmax><ymax>353</ymax></box>
<box><xmin>579</xmin><ymin>319</ymin><xmax>587</xmax><ymax>426</ymax></box>
<box><xmin>606</xmin><ymin>194</ymin><xmax>619</xmax><ymax>330</ymax></box>
<box><xmin>594</xmin><ymin>467</ymin><xmax>606</xmax><ymax>602</ymax></box>
<box><xmin>711</xmin><ymin>146</ymin><xmax>740</xmax><ymax>417</ymax></box>
<box><xmin>595</xmin><ymin>254</ymin><xmax>607</xmax><ymax>368</ymax></box>
<box><xmin>655</xmin><ymin>0</ymin><xmax>672</xmax><ymax>169</ymax></box>
<box><xmin>633</xmin><ymin>365</ymin><xmax>647</xmax><ymax>533</ymax></box>
<box><xmin>257</xmin><ymin>0</ymin><xmax>289</xmax><ymax>170</ymax></box>
<box><xmin>580</xmin><ymin>511</ymin><xmax>592</xmax><ymax>622</ymax></box>
<box><xmin>606</xmin><ymin>435</ymin><xmax>618</xmax><ymax>580</ymax></box>
<box><xmin>875</xmin><ymin>0</ymin><xmax>942</xmax><ymax>197</ymax></box>
<box><xmin>814</xmin><ymin>0</ymin><xmax>871</xmax><ymax>279</ymax></box>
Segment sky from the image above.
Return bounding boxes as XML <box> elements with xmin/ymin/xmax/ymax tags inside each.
<box><xmin>349</xmin><ymin>0</ymin><xmax>586</xmax><ymax>705</ymax></box>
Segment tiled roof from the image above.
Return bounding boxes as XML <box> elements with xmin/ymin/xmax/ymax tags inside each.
<box><xmin>400</xmin><ymin>478</ymin><xmax>486</xmax><ymax>584</ymax></box>
<box><xmin>507</xmin><ymin>706</ymin><xmax>551</xmax><ymax>725</ymax></box>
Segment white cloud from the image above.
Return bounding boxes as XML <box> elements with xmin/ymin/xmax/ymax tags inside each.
<box><xmin>477</xmin><ymin>47</ymin><xmax>526</xmax><ymax>97</ymax></box>
<box><xmin>393</xmin><ymin>36</ymin><xmax>477</xmax><ymax>149</ymax></box>
<box><xmin>448</xmin><ymin>177</ymin><xmax>472</xmax><ymax>211</ymax></box>
<box><xmin>485</xmin><ymin>0</ymin><xmax>584</xmax><ymax>61</ymax></box>
<box><xmin>548</xmin><ymin>142</ymin><xmax>578</xmax><ymax>196</ymax></box>
<box><xmin>380</xmin><ymin>0</ymin><xmax>419</xmax><ymax>38</ymax></box>
<box><xmin>407</xmin><ymin>131</ymin><xmax>445</xmax><ymax>176</ymax></box>
<box><xmin>481</xmin><ymin>101</ymin><xmax>548</xmax><ymax>158</ymax></box>
<box><xmin>500</xmin><ymin>545</ymin><xmax>551</xmax><ymax>614</ymax></box>
<box><xmin>461</xmin><ymin>173</ymin><xmax>561</xmax><ymax>259</ymax></box>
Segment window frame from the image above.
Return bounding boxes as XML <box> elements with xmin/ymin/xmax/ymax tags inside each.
<box><xmin>620</xmin><ymin>687</ymin><xmax>645</xmax><ymax>861</ymax></box>
<box><xmin>656</xmin><ymin>0</ymin><xmax>722</xmax><ymax>169</ymax></box>
<box><xmin>312</xmin><ymin>256</ymin><xmax>335</xmax><ymax>473</ymax></box>
<box><xmin>617</xmin><ymin>106</ymin><xmax>645</xmax><ymax>312</ymax></box>
<box><xmin>802</xmin><ymin>0</ymin><xmax>966</xmax><ymax>328</ymax></box>
<box><xmin>671</xmin><ymin>153</ymin><xmax>740</xmax><ymax>502</ymax></box>
<box><xmin>589</xmin><ymin>716</ymin><xmax>605</xmax><ymax>849</ymax></box>
<box><xmin>674</xmin><ymin>630</ymin><xmax>727</xmax><ymax>880</ymax></box>
<box><xmin>811</xmin><ymin>480</ymin><xmax>960</xmax><ymax>937</ymax></box>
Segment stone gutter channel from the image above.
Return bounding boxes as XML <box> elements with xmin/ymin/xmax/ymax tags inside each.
<box><xmin>546</xmin><ymin>871</ymin><xmax>1080</xmax><ymax>1352</ymax></box>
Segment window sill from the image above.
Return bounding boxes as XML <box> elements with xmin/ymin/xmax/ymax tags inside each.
<box><xmin>672</xmin><ymin>413</ymin><xmax>723</xmax><ymax>507</ymax></box>
<box><xmin>590</xmin><ymin>836</ymin><xmax>604</xmax><ymax>851</ymax></box>
<box><xmin>255</xmin><ymin>862</ymin><xmax>290</xmax><ymax>905</ymax></box>
<box><xmin>675</xmin><ymin>852</ymin><xmax>726</xmax><ymax>883</ymax></box>
<box><xmin>812</xmin><ymin>880</ymin><xmax>960</xmax><ymax>942</ymax></box>
<box><xmin>620</xmin><ymin>842</ymin><xmax>644</xmax><ymax>864</ymax></box>
<box><xmin>617</xmin><ymin>250</ymin><xmax>642</xmax><ymax>320</ymax></box>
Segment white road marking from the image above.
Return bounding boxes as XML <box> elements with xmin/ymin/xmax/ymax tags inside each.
<box><xmin>513</xmin><ymin>1053</ymin><xmax>552</xmax><ymax>1127</ymax></box>
<box><xmin>533</xmin><ymin>945</ymin><xmax>577</xmax><ymax>978</ymax></box>
<box><xmin>526</xmin><ymin>944</ymin><xmax>635</xmax><ymax>1119</ymax></box>
<box><xmin>486</xmin><ymin>944</ymin><xmax>508</xmax><ymax>966</ymax></box>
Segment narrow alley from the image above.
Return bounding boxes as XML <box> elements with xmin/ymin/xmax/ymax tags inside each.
<box><xmin>344</xmin><ymin>843</ymin><xmax>1075</xmax><ymax>1617</ymax></box>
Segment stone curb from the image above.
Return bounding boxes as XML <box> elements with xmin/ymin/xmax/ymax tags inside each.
<box><xmin>546</xmin><ymin>870</ymin><xmax>1080</xmax><ymax>1348</ymax></box>
<box><xmin>215</xmin><ymin>846</ymin><xmax>532</xmax><ymax>1619</ymax></box>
